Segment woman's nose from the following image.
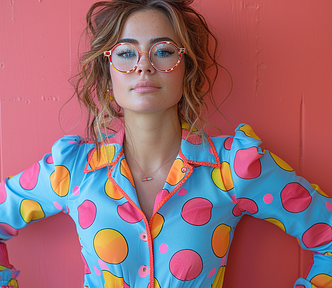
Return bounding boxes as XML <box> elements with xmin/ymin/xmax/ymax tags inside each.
<box><xmin>135</xmin><ymin>52</ymin><xmax>156</xmax><ymax>74</ymax></box>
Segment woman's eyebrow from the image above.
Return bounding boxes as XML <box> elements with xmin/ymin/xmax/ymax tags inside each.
<box><xmin>117</xmin><ymin>37</ymin><xmax>177</xmax><ymax>45</ymax></box>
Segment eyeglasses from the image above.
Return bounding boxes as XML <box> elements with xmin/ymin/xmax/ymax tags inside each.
<box><xmin>103</xmin><ymin>41</ymin><xmax>186</xmax><ymax>73</ymax></box>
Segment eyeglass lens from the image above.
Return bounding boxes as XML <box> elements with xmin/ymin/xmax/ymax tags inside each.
<box><xmin>111</xmin><ymin>43</ymin><xmax>181</xmax><ymax>72</ymax></box>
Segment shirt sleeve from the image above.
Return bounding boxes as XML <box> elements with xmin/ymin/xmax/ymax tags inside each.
<box><xmin>229</xmin><ymin>124</ymin><xmax>332</xmax><ymax>288</ymax></box>
<box><xmin>0</xmin><ymin>135</ymin><xmax>84</xmax><ymax>285</ymax></box>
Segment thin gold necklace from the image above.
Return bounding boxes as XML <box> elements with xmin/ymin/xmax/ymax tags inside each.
<box><xmin>125</xmin><ymin>146</ymin><xmax>179</xmax><ymax>182</ymax></box>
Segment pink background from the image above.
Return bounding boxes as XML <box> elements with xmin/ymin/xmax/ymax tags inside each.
<box><xmin>1</xmin><ymin>0</ymin><xmax>332</xmax><ymax>287</ymax></box>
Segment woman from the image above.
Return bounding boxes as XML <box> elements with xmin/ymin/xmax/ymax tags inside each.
<box><xmin>1</xmin><ymin>0</ymin><xmax>332</xmax><ymax>287</ymax></box>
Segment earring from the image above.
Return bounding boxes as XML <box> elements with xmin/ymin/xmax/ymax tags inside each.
<box><xmin>104</xmin><ymin>88</ymin><xmax>114</xmax><ymax>101</ymax></box>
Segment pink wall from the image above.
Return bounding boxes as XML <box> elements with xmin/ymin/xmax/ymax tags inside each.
<box><xmin>1</xmin><ymin>0</ymin><xmax>332</xmax><ymax>287</ymax></box>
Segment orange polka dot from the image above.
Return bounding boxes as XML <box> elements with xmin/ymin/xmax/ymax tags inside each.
<box><xmin>151</xmin><ymin>213</ymin><xmax>165</xmax><ymax>239</ymax></box>
<box><xmin>90</xmin><ymin>145</ymin><xmax>115</xmax><ymax>169</ymax></box>
<box><xmin>20</xmin><ymin>199</ymin><xmax>45</xmax><ymax>223</ymax></box>
<box><xmin>311</xmin><ymin>274</ymin><xmax>332</xmax><ymax>287</ymax></box>
<box><xmin>102</xmin><ymin>270</ymin><xmax>125</xmax><ymax>288</ymax></box>
<box><xmin>239</xmin><ymin>124</ymin><xmax>261</xmax><ymax>141</ymax></box>
<box><xmin>166</xmin><ymin>159</ymin><xmax>186</xmax><ymax>186</ymax></box>
<box><xmin>270</xmin><ymin>152</ymin><xmax>293</xmax><ymax>171</ymax></box>
<box><xmin>50</xmin><ymin>165</ymin><xmax>70</xmax><ymax>197</ymax></box>
<box><xmin>105</xmin><ymin>179</ymin><xmax>123</xmax><ymax>200</ymax></box>
<box><xmin>264</xmin><ymin>218</ymin><xmax>286</xmax><ymax>232</ymax></box>
<box><xmin>212</xmin><ymin>162</ymin><xmax>234</xmax><ymax>191</ymax></box>
<box><xmin>212</xmin><ymin>224</ymin><xmax>231</xmax><ymax>258</ymax></box>
<box><xmin>120</xmin><ymin>159</ymin><xmax>135</xmax><ymax>187</ymax></box>
<box><xmin>212</xmin><ymin>266</ymin><xmax>226</xmax><ymax>288</ymax></box>
<box><xmin>94</xmin><ymin>229</ymin><xmax>128</xmax><ymax>264</ymax></box>
<box><xmin>311</xmin><ymin>183</ymin><xmax>329</xmax><ymax>197</ymax></box>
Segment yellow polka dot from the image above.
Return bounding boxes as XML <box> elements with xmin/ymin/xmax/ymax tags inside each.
<box><xmin>151</xmin><ymin>213</ymin><xmax>165</xmax><ymax>239</ymax></box>
<box><xmin>239</xmin><ymin>124</ymin><xmax>261</xmax><ymax>141</ymax></box>
<box><xmin>166</xmin><ymin>159</ymin><xmax>186</xmax><ymax>186</ymax></box>
<box><xmin>120</xmin><ymin>159</ymin><xmax>135</xmax><ymax>187</ymax></box>
<box><xmin>212</xmin><ymin>224</ymin><xmax>231</xmax><ymax>258</ymax></box>
<box><xmin>270</xmin><ymin>152</ymin><xmax>293</xmax><ymax>171</ymax></box>
<box><xmin>264</xmin><ymin>218</ymin><xmax>286</xmax><ymax>232</ymax></box>
<box><xmin>103</xmin><ymin>270</ymin><xmax>125</xmax><ymax>288</ymax></box>
<box><xmin>181</xmin><ymin>122</ymin><xmax>197</xmax><ymax>131</ymax></box>
<box><xmin>7</xmin><ymin>279</ymin><xmax>18</xmax><ymax>287</ymax></box>
<box><xmin>311</xmin><ymin>274</ymin><xmax>332</xmax><ymax>287</ymax></box>
<box><xmin>324</xmin><ymin>252</ymin><xmax>332</xmax><ymax>256</ymax></box>
<box><xmin>94</xmin><ymin>229</ymin><xmax>128</xmax><ymax>264</ymax></box>
<box><xmin>20</xmin><ymin>199</ymin><xmax>45</xmax><ymax>223</ymax></box>
<box><xmin>50</xmin><ymin>165</ymin><xmax>70</xmax><ymax>197</ymax></box>
<box><xmin>212</xmin><ymin>162</ymin><xmax>234</xmax><ymax>191</ymax></box>
<box><xmin>153</xmin><ymin>278</ymin><xmax>161</xmax><ymax>288</ymax></box>
<box><xmin>311</xmin><ymin>183</ymin><xmax>329</xmax><ymax>197</ymax></box>
<box><xmin>90</xmin><ymin>145</ymin><xmax>115</xmax><ymax>169</ymax></box>
<box><xmin>212</xmin><ymin>266</ymin><xmax>226</xmax><ymax>288</ymax></box>
<box><xmin>105</xmin><ymin>179</ymin><xmax>123</xmax><ymax>199</ymax></box>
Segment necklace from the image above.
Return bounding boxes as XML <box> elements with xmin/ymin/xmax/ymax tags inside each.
<box><xmin>125</xmin><ymin>146</ymin><xmax>179</xmax><ymax>182</ymax></box>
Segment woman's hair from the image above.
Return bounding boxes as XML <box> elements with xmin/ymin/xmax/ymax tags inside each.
<box><xmin>74</xmin><ymin>0</ymin><xmax>221</xmax><ymax>150</ymax></box>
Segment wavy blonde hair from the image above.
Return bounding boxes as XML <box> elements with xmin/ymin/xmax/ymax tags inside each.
<box><xmin>74</xmin><ymin>0</ymin><xmax>221</xmax><ymax>150</ymax></box>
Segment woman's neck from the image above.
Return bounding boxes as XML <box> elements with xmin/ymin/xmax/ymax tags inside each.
<box><xmin>123</xmin><ymin>109</ymin><xmax>182</xmax><ymax>174</ymax></box>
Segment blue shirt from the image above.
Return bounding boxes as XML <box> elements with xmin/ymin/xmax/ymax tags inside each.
<box><xmin>1</xmin><ymin>123</ymin><xmax>332</xmax><ymax>288</ymax></box>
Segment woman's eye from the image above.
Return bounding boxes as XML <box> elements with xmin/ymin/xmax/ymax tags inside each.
<box><xmin>116</xmin><ymin>50</ymin><xmax>136</xmax><ymax>58</ymax></box>
<box><xmin>155</xmin><ymin>49</ymin><xmax>175</xmax><ymax>57</ymax></box>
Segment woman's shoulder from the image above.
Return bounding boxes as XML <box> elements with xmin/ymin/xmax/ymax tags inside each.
<box><xmin>208</xmin><ymin>123</ymin><xmax>262</xmax><ymax>151</ymax></box>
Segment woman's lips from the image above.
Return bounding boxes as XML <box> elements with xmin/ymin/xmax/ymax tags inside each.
<box><xmin>132</xmin><ymin>81</ymin><xmax>161</xmax><ymax>93</ymax></box>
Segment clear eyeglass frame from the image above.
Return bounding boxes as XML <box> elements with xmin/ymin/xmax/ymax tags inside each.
<box><xmin>103</xmin><ymin>41</ymin><xmax>186</xmax><ymax>73</ymax></box>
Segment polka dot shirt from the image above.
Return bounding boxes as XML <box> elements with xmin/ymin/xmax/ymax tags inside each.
<box><xmin>1</xmin><ymin>123</ymin><xmax>332</xmax><ymax>288</ymax></box>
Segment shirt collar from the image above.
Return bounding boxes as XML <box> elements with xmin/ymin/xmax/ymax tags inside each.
<box><xmin>84</xmin><ymin>123</ymin><xmax>220</xmax><ymax>173</ymax></box>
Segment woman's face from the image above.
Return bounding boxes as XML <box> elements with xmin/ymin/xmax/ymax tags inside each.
<box><xmin>109</xmin><ymin>9</ymin><xmax>185</xmax><ymax>116</ymax></box>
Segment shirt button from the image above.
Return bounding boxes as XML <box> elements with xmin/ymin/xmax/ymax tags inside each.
<box><xmin>140</xmin><ymin>232</ymin><xmax>148</xmax><ymax>241</ymax></box>
<box><xmin>181</xmin><ymin>167</ymin><xmax>188</xmax><ymax>173</ymax></box>
<box><xmin>139</xmin><ymin>265</ymin><xmax>149</xmax><ymax>277</ymax></box>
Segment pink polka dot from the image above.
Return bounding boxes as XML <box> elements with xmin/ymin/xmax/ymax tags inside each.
<box><xmin>224</xmin><ymin>137</ymin><xmax>233</xmax><ymax>150</ymax></box>
<box><xmin>98</xmin><ymin>259</ymin><xmax>109</xmax><ymax>271</ymax></box>
<box><xmin>326</xmin><ymin>201</ymin><xmax>332</xmax><ymax>211</ymax></box>
<box><xmin>118</xmin><ymin>202</ymin><xmax>143</xmax><ymax>223</ymax></box>
<box><xmin>182</xmin><ymin>129</ymin><xmax>203</xmax><ymax>145</ymax></box>
<box><xmin>0</xmin><ymin>223</ymin><xmax>18</xmax><ymax>237</ymax></box>
<box><xmin>159</xmin><ymin>244</ymin><xmax>168</xmax><ymax>254</ymax></box>
<box><xmin>78</xmin><ymin>200</ymin><xmax>97</xmax><ymax>229</ymax></box>
<box><xmin>80</xmin><ymin>252</ymin><xmax>91</xmax><ymax>274</ymax></box>
<box><xmin>220</xmin><ymin>256</ymin><xmax>226</xmax><ymax>266</ymax></box>
<box><xmin>208</xmin><ymin>267</ymin><xmax>216</xmax><ymax>277</ymax></box>
<box><xmin>178</xmin><ymin>188</ymin><xmax>187</xmax><ymax>196</ymax></box>
<box><xmin>302</xmin><ymin>223</ymin><xmax>332</xmax><ymax>248</ymax></box>
<box><xmin>20</xmin><ymin>162</ymin><xmax>40</xmax><ymax>190</ymax></box>
<box><xmin>208</xmin><ymin>148</ymin><xmax>214</xmax><ymax>154</ymax></box>
<box><xmin>73</xmin><ymin>186</ymin><xmax>80</xmax><ymax>196</ymax></box>
<box><xmin>53</xmin><ymin>201</ymin><xmax>62</xmax><ymax>210</ymax></box>
<box><xmin>46</xmin><ymin>155</ymin><xmax>53</xmax><ymax>164</ymax></box>
<box><xmin>138</xmin><ymin>265</ymin><xmax>149</xmax><ymax>278</ymax></box>
<box><xmin>232</xmin><ymin>198</ymin><xmax>258</xmax><ymax>217</ymax></box>
<box><xmin>263</xmin><ymin>194</ymin><xmax>273</xmax><ymax>204</ymax></box>
<box><xmin>0</xmin><ymin>182</ymin><xmax>7</xmax><ymax>204</ymax></box>
<box><xmin>181</xmin><ymin>198</ymin><xmax>213</xmax><ymax>226</ymax></box>
<box><xmin>68</xmin><ymin>140</ymin><xmax>77</xmax><ymax>144</ymax></box>
<box><xmin>140</xmin><ymin>232</ymin><xmax>148</xmax><ymax>241</ymax></box>
<box><xmin>231</xmin><ymin>195</ymin><xmax>237</xmax><ymax>204</ymax></box>
<box><xmin>169</xmin><ymin>249</ymin><xmax>203</xmax><ymax>281</ymax></box>
<box><xmin>94</xmin><ymin>266</ymin><xmax>101</xmax><ymax>276</ymax></box>
<box><xmin>153</xmin><ymin>189</ymin><xmax>169</xmax><ymax>212</ymax></box>
<box><xmin>281</xmin><ymin>183</ymin><xmax>311</xmax><ymax>213</ymax></box>
<box><xmin>234</xmin><ymin>147</ymin><xmax>261</xmax><ymax>179</ymax></box>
